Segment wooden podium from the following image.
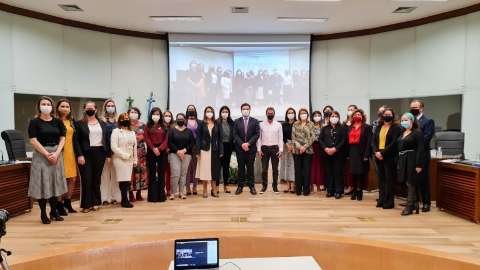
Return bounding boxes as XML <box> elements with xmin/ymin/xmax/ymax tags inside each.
<box><xmin>0</xmin><ymin>163</ymin><xmax>32</xmax><ymax>216</ymax></box>
<box><xmin>437</xmin><ymin>161</ymin><xmax>480</xmax><ymax>223</ymax></box>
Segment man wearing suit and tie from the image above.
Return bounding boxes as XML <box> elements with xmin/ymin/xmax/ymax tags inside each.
<box><xmin>233</xmin><ymin>103</ymin><xmax>260</xmax><ymax>195</ymax></box>
<box><xmin>410</xmin><ymin>99</ymin><xmax>435</xmax><ymax>212</ymax></box>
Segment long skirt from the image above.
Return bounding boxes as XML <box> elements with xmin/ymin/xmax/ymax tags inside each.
<box><xmin>28</xmin><ymin>146</ymin><xmax>67</xmax><ymax>199</ymax></box>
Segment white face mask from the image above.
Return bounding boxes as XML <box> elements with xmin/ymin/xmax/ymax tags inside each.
<box><xmin>300</xmin><ymin>114</ymin><xmax>308</xmax><ymax>121</ymax></box>
<box><xmin>313</xmin><ymin>116</ymin><xmax>322</xmax><ymax>123</ymax></box>
<box><xmin>40</xmin><ymin>105</ymin><xmax>52</xmax><ymax>114</ymax></box>
<box><xmin>242</xmin><ymin>110</ymin><xmax>250</xmax><ymax>117</ymax></box>
<box><xmin>106</xmin><ymin>106</ymin><xmax>115</xmax><ymax>114</ymax></box>
<box><xmin>330</xmin><ymin>116</ymin><xmax>339</xmax><ymax>125</ymax></box>
<box><xmin>129</xmin><ymin>112</ymin><xmax>139</xmax><ymax>121</ymax></box>
<box><xmin>152</xmin><ymin>115</ymin><xmax>161</xmax><ymax>123</ymax></box>
<box><xmin>206</xmin><ymin>112</ymin><xmax>214</xmax><ymax>119</ymax></box>
<box><xmin>347</xmin><ymin>111</ymin><xmax>354</xmax><ymax>117</ymax></box>
<box><xmin>221</xmin><ymin>112</ymin><xmax>229</xmax><ymax>119</ymax></box>
<box><xmin>164</xmin><ymin>116</ymin><xmax>172</xmax><ymax>123</ymax></box>
<box><xmin>287</xmin><ymin>113</ymin><xmax>295</xmax><ymax>120</ymax></box>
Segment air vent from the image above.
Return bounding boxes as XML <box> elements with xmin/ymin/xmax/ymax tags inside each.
<box><xmin>393</xmin><ymin>6</ymin><xmax>417</xmax><ymax>13</ymax></box>
<box><xmin>58</xmin><ymin>4</ymin><xmax>83</xmax><ymax>12</ymax></box>
<box><xmin>231</xmin><ymin>7</ymin><xmax>249</xmax><ymax>14</ymax></box>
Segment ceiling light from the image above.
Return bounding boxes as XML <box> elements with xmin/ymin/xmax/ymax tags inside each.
<box><xmin>277</xmin><ymin>17</ymin><xmax>328</xmax><ymax>22</ymax></box>
<box><xmin>393</xmin><ymin>0</ymin><xmax>447</xmax><ymax>2</ymax></box>
<box><xmin>150</xmin><ymin>16</ymin><xmax>203</xmax><ymax>21</ymax></box>
<box><xmin>393</xmin><ymin>7</ymin><xmax>417</xmax><ymax>13</ymax></box>
<box><xmin>58</xmin><ymin>4</ymin><xmax>83</xmax><ymax>12</ymax></box>
<box><xmin>284</xmin><ymin>0</ymin><xmax>342</xmax><ymax>2</ymax></box>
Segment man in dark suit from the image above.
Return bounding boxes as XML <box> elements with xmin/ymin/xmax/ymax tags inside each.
<box><xmin>233</xmin><ymin>103</ymin><xmax>260</xmax><ymax>195</ymax></box>
<box><xmin>410</xmin><ymin>99</ymin><xmax>435</xmax><ymax>212</ymax></box>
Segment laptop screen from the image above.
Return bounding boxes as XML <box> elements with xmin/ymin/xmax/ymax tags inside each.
<box><xmin>174</xmin><ymin>238</ymin><xmax>219</xmax><ymax>269</ymax></box>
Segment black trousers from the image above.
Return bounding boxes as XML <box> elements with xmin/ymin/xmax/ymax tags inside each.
<box><xmin>293</xmin><ymin>153</ymin><xmax>312</xmax><ymax>195</ymax></box>
<box><xmin>79</xmin><ymin>147</ymin><xmax>106</xmax><ymax>209</ymax></box>
<box><xmin>419</xmin><ymin>154</ymin><xmax>431</xmax><ymax>206</ymax></box>
<box><xmin>324</xmin><ymin>155</ymin><xmax>345</xmax><ymax>194</ymax></box>
<box><xmin>146</xmin><ymin>150</ymin><xmax>167</xmax><ymax>202</ymax></box>
<box><xmin>375</xmin><ymin>157</ymin><xmax>396</xmax><ymax>208</ymax></box>
<box><xmin>237</xmin><ymin>150</ymin><xmax>256</xmax><ymax>188</ymax></box>
<box><xmin>261</xmin><ymin>145</ymin><xmax>280</xmax><ymax>188</ymax></box>
<box><xmin>220</xmin><ymin>142</ymin><xmax>234</xmax><ymax>186</ymax></box>
<box><xmin>352</xmin><ymin>174</ymin><xmax>366</xmax><ymax>191</ymax></box>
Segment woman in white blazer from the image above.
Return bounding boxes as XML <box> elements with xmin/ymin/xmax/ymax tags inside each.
<box><xmin>110</xmin><ymin>112</ymin><xmax>138</xmax><ymax>208</ymax></box>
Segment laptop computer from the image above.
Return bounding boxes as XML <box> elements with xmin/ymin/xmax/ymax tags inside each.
<box><xmin>174</xmin><ymin>238</ymin><xmax>219</xmax><ymax>270</ymax></box>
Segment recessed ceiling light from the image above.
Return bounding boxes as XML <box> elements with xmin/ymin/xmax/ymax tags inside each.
<box><xmin>284</xmin><ymin>0</ymin><xmax>341</xmax><ymax>2</ymax></box>
<box><xmin>277</xmin><ymin>17</ymin><xmax>328</xmax><ymax>22</ymax></box>
<box><xmin>58</xmin><ymin>4</ymin><xmax>83</xmax><ymax>12</ymax></box>
<box><xmin>393</xmin><ymin>6</ymin><xmax>417</xmax><ymax>13</ymax></box>
<box><xmin>393</xmin><ymin>0</ymin><xmax>447</xmax><ymax>2</ymax></box>
<box><xmin>150</xmin><ymin>16</ymin><xmax>203</xmax><ymax>21</ymax></box>
<box><xmin>231</xmin><ymin>7</ymin><xmax>249</xmax><ymax>14</ymax></box>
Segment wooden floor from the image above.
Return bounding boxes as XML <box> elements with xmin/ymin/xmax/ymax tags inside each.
<box><xmin>3</xmin><ymin>184</ymin><xmax>480</xmax><ymax>265</ymax></box>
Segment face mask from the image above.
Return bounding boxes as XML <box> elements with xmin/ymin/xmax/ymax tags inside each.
<box><xmin>410</xmin><ymin>108</ymin><xmax>420</xmax><ymax>116</ymax></box>
<box><xmin>106</xmin><ymin>106</ymin><xmax>115</xmax><ymax>114</ymax></box>
<box><xmin>287</xmin><ymin>113</ymin><xmax>295</xmax><ymax>120</ymax></box>
<box><xmin>120</xmin><ymin>120</ymin><xmax>130</xmax><ymax>127</ymax></box>
<box><xmin>152</xmin><ymin>115</ymin><xmax>161</xmax><ymax>123</ymax></box>
<box><xmin>383</xmin><ymin>115</ymin><xmax>394</xmax><ymax>123</ymax></box>
<box><xmin>164</xmin><ymin>116</ymin><xmax>172</xmax><ymax>123</ymax></box>
<box><xmin>40</xmin><ymin>105</ymin><xmax>52</xmax><ymax>114</ymax></box>
<box><xmin>401</xmin><ymin>120</ymin><xmax>411</xmax><ymax>129</ymax></box>
<box><xmin>313</xmin><ymin>116</ymin><xmax>322</xmax><ymax>123</ymax></box>
<box><xmin>85</xmin><ymin>109</ymin><xmax>96</xmax><ymax>117</ymax></box>
<box><xmin>267</xmin><ymin>114</ymin><xmax>274</xmax><ymax>121</ymax></box>
<box><xmin>186</xmin><ymin>110</ymin><xmax>196</xmax><ymax>118</ymax></box>
<box><xmin>353</xmin><ymin>115</ymin><xmax>362</xmax><ymax>123</ymax></box>
<box><xmin>347</xmin><ymin>111</ymin><xmax>354</xmax><ymax>117</ymax></box>
<box><xmin>300</xmin><ymin>114</ymin><xmax>308</xmax><ymax>121</ymax></box>
<box><xmin>129</xmin><ymin>113</ymin><xmax>139</xmax><ymax>121</ymax></box>
<box><xmin>242</xmin><ymin>110</ymin><xmax>250</xmax><ymax>117</ymax></box>
<box><xmin>330</xmin><ymin>116</ymin><xmax>339</xmax><ymax>125</ymax></box>
<box><xmin>177</xmin><ymin>120</ymin><xmax>185</xmax><ymax>127</ymax></box>
<box><xmin>205</xmin><ymin>112</ymin><xmax>214</xmax><ymax>119</ymax></box>
<box><xmin>324</xmin><ymin>111</ymin><xmax>332</xmax><ymax>117</ymax></box>
<box><xmin>221</xmin><ymin>112</ymin><xmax>229</xmax><ymax>119</ymax></box>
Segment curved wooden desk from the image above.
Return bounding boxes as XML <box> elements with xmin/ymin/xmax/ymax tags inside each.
<box><xmin>10</xmin><ymin>231</ymin><xmax>480</xmax><ymax>270</ymax></box>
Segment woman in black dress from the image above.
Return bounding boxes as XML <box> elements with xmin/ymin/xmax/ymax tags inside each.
<box><xmin>346</xmin><ymin>109</ymin><xmax>372</xmax><ymax>201</ymax></box>
<box><xmin>397</xmin><ymin>112</ymin><xmax>424</xmax><ymax>216</ymax></box>
<box><xmin>217</xmin><ymin>106</ymin><xmax>234</xmax><ymax>193</ymax></box>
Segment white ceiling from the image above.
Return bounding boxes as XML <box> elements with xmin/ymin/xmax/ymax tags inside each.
<box><xmin>3</xmin><ymin>0</ymin><xmax>480</xmax><ymax>34</ymax></box>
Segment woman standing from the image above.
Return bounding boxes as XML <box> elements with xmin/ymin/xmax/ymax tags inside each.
<box><xmin>76</xmin><ymin>101</ymin><xmax>108</xmax><ymax>212</ymax></box>
<box><xmin>196</xmin><ymin>106</ymin><xmax>223</xmax><ymax>198</ymax></box>
<box><xmin>310</xmin><ymin>111</ymin><xmax>326</xmax><ymax>193</ymax></box>
<box><xmin>168</xmin><ymin>113</ymin><xmax>196</xmax><ymax>200</ymax></box>
<box><xmin>343</xmin><ymin>105</ymin><xmax>358</xmax><ymax>196</ymax></box>
<box><xmin>144</xmin><ymin>107</ymin><xmax>168</xmax><ymax>202</ymax></box>
<box><xmin>398</xmin><ymin>113</ymin><xmax>424</xmax><ymax>216</ymax></box>
<box><xmin>28</xmin><ymin>96</ymin><xmax>67</xmax><ymax>224</ymax></box>
<box><xmin>185</xmin><ymin>105</ymin><xmax>202</xmax><ymax>195</ymax></box>
<box><xmin>346</xmin><ymin>109</ymin><xmax>372</xmax><ymax>201</ymax></box>
<box><xmin>373</xmin><ymin>108</ymin><xmax>401</xmax><ymax>209</ymax></box>
<box><xmin>291</xmin><ymin>108</ymin><xmax>315</xmax><ymax>196</ymax></box>
<box><xmin>217</xmin><ymin>106</ymin><xmax>234</xmax><ymax>194</ymax></box>
<box><xmin>322</xmin><ymin>106</ymin><xmax>334</xmax><ymax>127</ymax></box>
<box><xmin>318</xmin><ymin>111</ymin><xmax>347</xmax><ymax>199</ymax></box>
<box><xmin>129</xmin><ymin>107</ymin><xmax>148</xmax><ymax>202</ymax></box>
<box><xmin>163</xmin><ymin>111</ymin><xmax>174</xmax><ymax>196</ymax></box>
<box><xmin>281</xmin><ymin>108</ymin><xmax>296</xmax><ymax>193</ymax></box>
<box><xmin>100</xmin><ymin>99</ymin><xmax>120</xmax><ymax>205</ymax></box>
<box><xmin>110</xmin><ymin>113</ymin><xmax>137</xmax><ymax>208</ymax></box>
<box><xmin>55</xmin><ymin>99</ymin><xmax>78</xmax><ymax>214</ymax></box>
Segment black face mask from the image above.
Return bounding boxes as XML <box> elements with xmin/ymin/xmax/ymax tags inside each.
<box><xmin>177</xmin><ymin>120</ymin><xmax>185</xmax><ymax>127</ymax></box>
<box><xmin>324</xmin><ymin>111</ymin><xmax>332</xmax><ymax>117</ymax></box>
<box><xmin>85</xmin><ymin>110</ymin><xmax>96</xmax><ymax>117</ymax></box>
<box><xmin>383</xmin><ymin>115</ymin><xmax>394</xmax><ymax>123</ymax></box>
<box><xmin>119</xmin><ymin>120</ymin><xmax>130</xmax><ymax>127</ymax></box>
<box><xmin>267</xmin><ymin>115</ymin><xmax>274</xmax><ymax>120</ymax></box>
<box><xmin>410</xmin><ymin>108</ymin><xmax>420</xmax><ymax>116</ymax></box>
<box><xmin>186</xmin><ymin>111</ymin><xmax>196</xmax><ymax>118</ymax></box>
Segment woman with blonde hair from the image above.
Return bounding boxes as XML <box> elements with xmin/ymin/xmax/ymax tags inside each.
<box><xmin>100</xmin><ymin>99</ymin><xmax>121</xmax><ymax>205</ymax></box>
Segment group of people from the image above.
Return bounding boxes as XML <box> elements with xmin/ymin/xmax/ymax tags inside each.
<box><xmin>27</xmin><ymin>95</ymin><xmax>434</xmax><ymax>225</ymax></box>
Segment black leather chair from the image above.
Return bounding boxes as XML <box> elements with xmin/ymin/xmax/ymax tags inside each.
<box><xmin>433</xmin><ymin>131</ymin><xmax>465</xmax><ymax>158</ymax></box>
<box><xmin>1</xmin><ymin>130</ymin><xmax>27</xmax><ymax>161</ymax></box>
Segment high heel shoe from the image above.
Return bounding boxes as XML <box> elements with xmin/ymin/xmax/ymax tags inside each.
<box><xmin>401</xmin><ymin>204</ymin><xmax>420</xmax><ymax>216</ymax></box>
<box><xmin>41</xmin><ymin>213</ymin><xmax>51</xmax><ymax>224</ymax></box>
<box><xmin>50</xmin><ymin>211</ymin><xmax>64</xmax><ymax>221</ymax></box>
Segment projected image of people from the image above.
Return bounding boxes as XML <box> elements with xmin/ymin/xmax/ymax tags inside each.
<box><xmin>169</xmin><ymin>36</ymin><xmax>310</xmax><ymax>119</ymax></box>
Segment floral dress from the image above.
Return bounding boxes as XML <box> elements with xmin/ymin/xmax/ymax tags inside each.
<box><xmin>131</xmin><ymin>121</ymin><xmax>148</xmax><ymax>191</ymax></box>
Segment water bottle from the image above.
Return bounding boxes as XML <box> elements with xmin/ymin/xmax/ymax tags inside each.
<box><xmin>437</xmin><ymin>147</ymin><xmax>443</xmax><ymax>159</ymax></box>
